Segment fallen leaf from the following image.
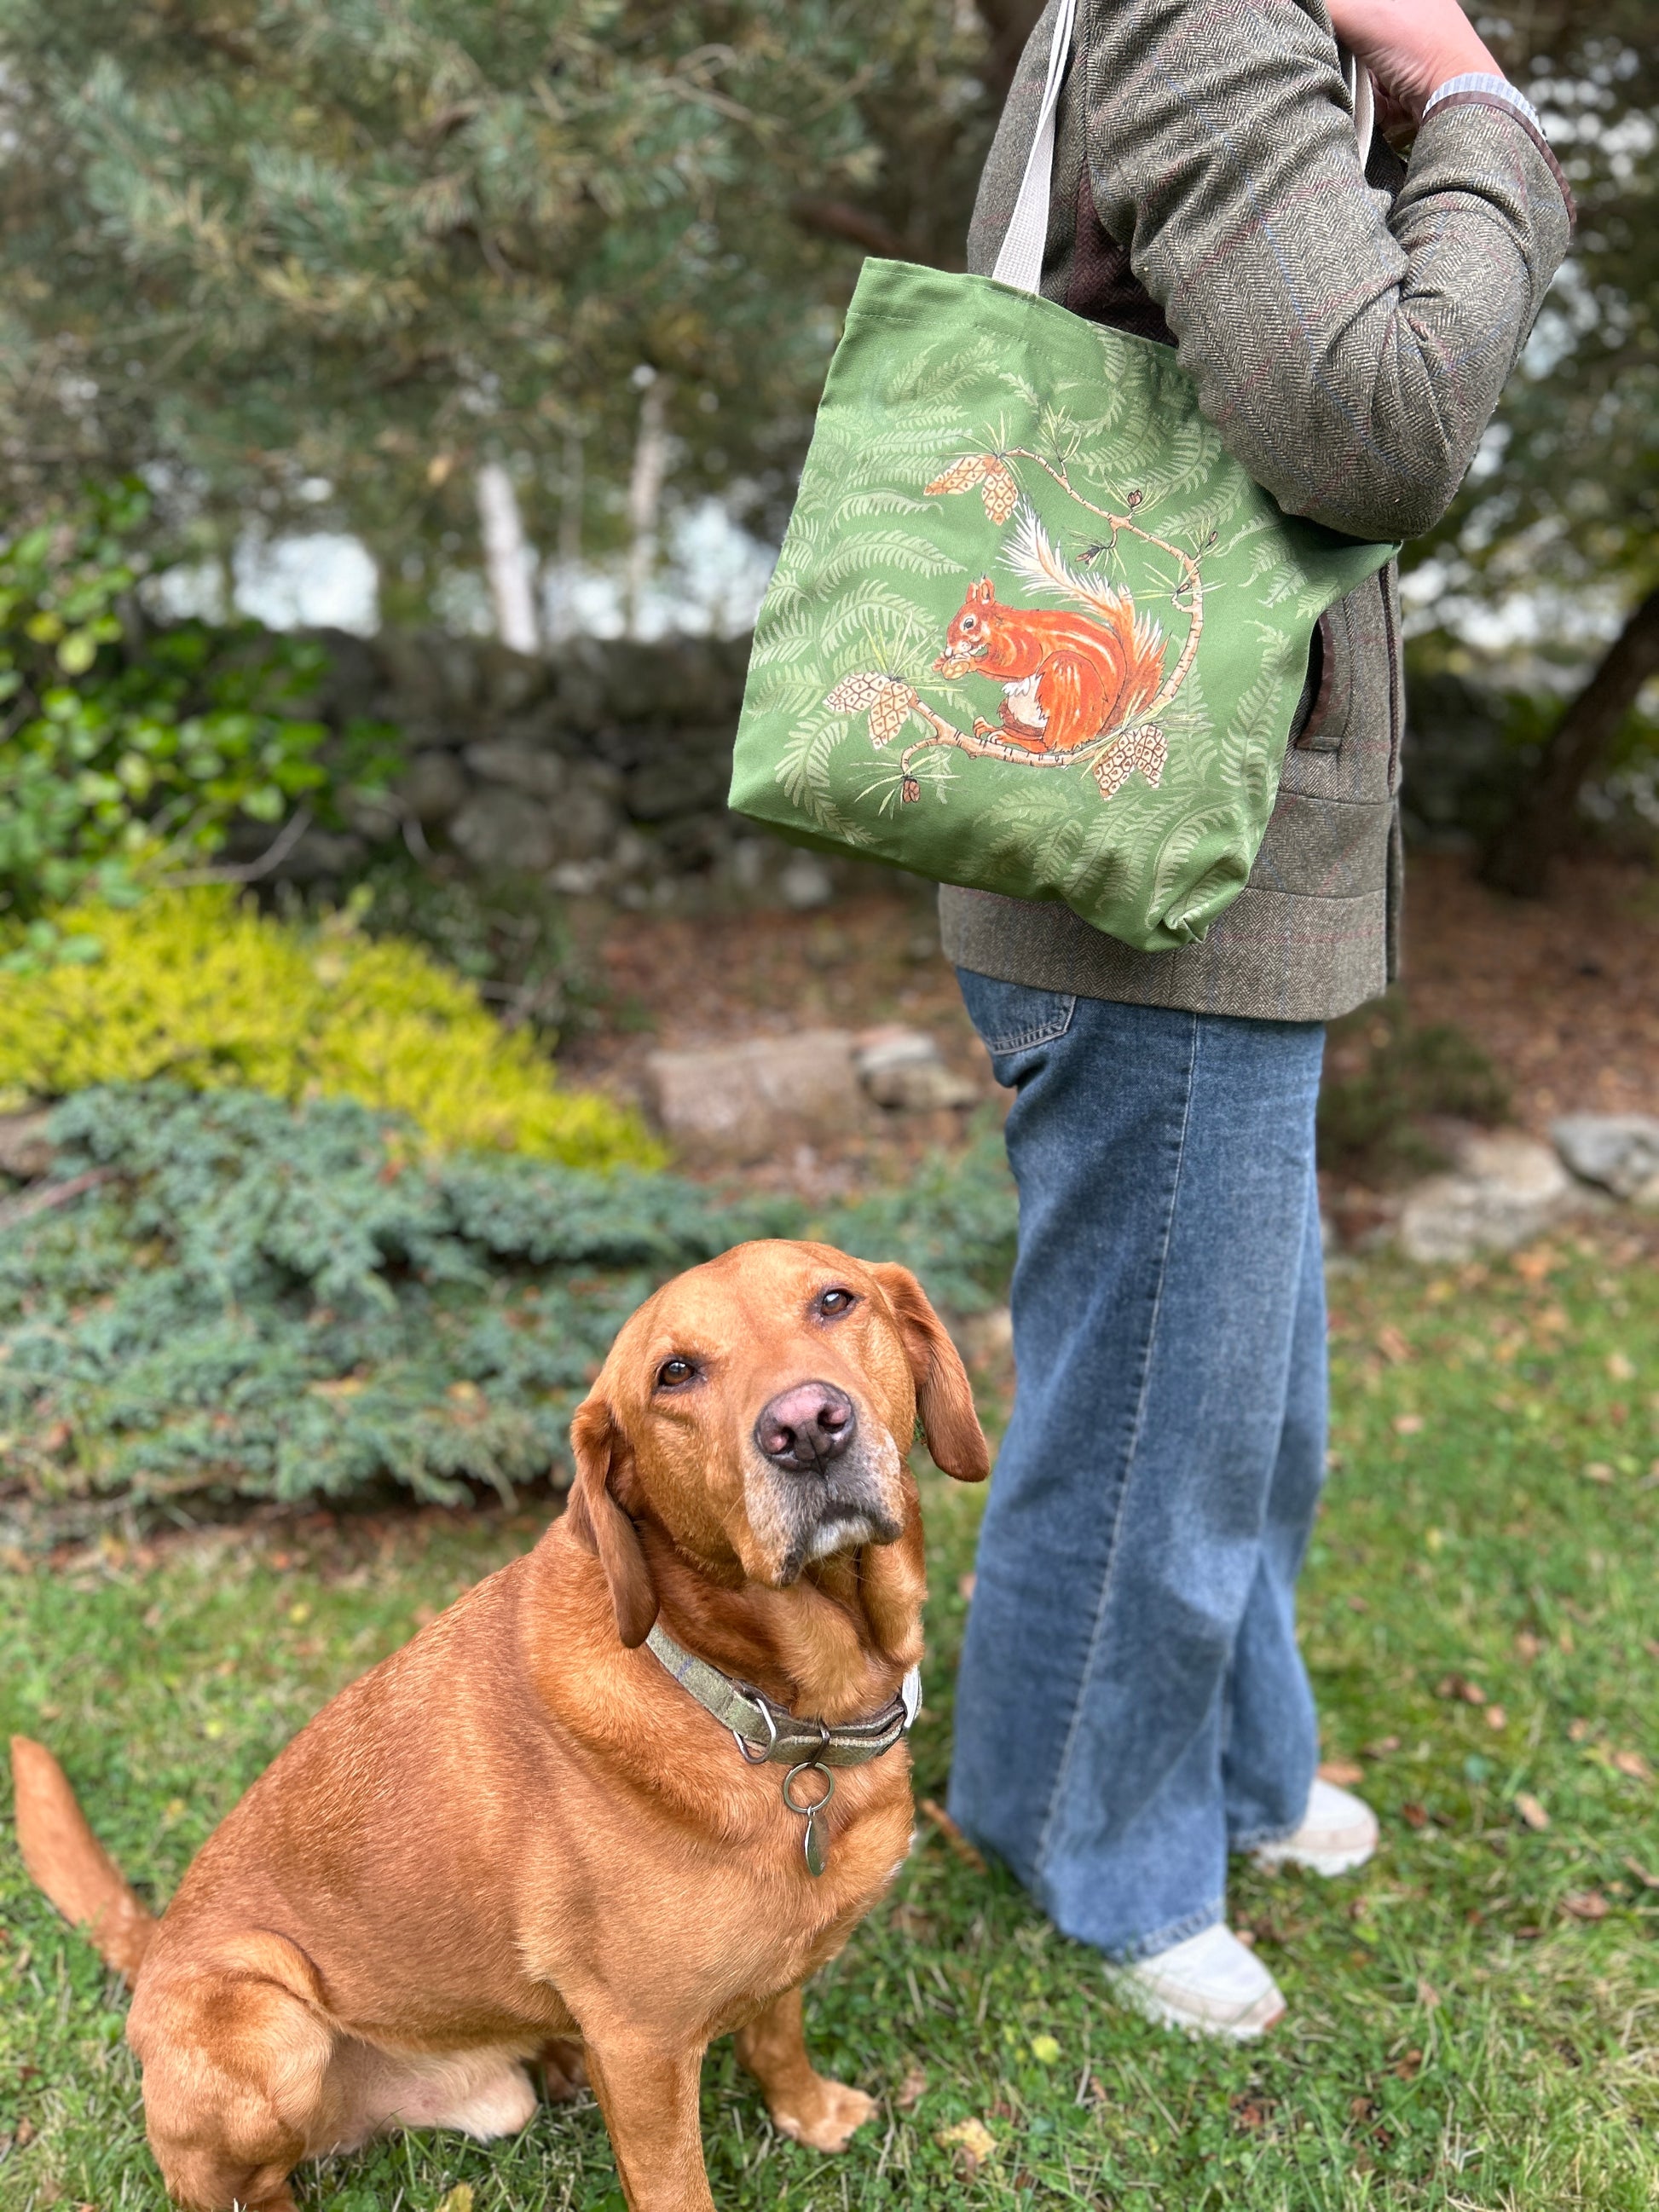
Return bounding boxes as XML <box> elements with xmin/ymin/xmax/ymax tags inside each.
<box><xmin>1623</xmin><ymin>1857</ymin><xmax>1659</xmax><ymax>1891</ymax></box>
<box><xmin>1606</xmin><ymin>1350</ymin><xmax>1635</xmax><ymax>1382</ymax></box>
<box><xmin>436</xmin><ymin>2190</ymin><xmax>474</xmax><ymax>2212</ymax></box>
<box><xmin>1567</xmin><ymin>1717</ymin><xmax>1593</xmax><ymax>1742</ymax></box>
<box><xmin>935</xmin><ymin>2116</ymin><xmax>997</xmax><ymax>2174</ymax></box>
<box><xmin>1610</xmin><ymin>1748</ymin><xmax>1654</xmax><ymax>1783</ymax></box>
<box><xmin>1484</xmin><ymin>1704</ymin><xmax>1507</xmax><ymax>1731</ymax></box>
<box><xmin>1583</xmin><ymin>1462</ymin><xmax>1614</xmax><ymax>1485</ymax></box>
<box><xmin>1392</xmin><ymin>2047</ymin><xmax>1423</xmax><ymax>2081</ymax></box>
<box><xmin>1230</xmin><ymin>2095</ymin><xmax>1271</xmax><ymax>2129</ymax></box>
<box><xmin>1393</xmin><ymin>1412</ymin><xmax>1425</xmax><ymax>1435</ymax></box>
<box><xmin>1401</xmin><ymin>1802</ymin><xmax>1429</xmax><ymax>1830</ymax></box>
<box><xmin>1514</xmin><ymin>1632</ymin><xmax>1544</xmax><ymax>1661</ymax></box>
<box><xmin>917</xmin><ymin>1799</ymin><xmax>987</xmax><ymax>1873</ymax></box>
<box><xmin>1376</xmin><ymin>1324</ymin><xmax>1412</xmax><ymax>1364</ymax></box>
<box><xmin>887</xmin><ymin>1903</ymin><xmax>937</xmax><ymax>1941</ymax></box>
<box><xmin>1319</xmin><ymin>1758</ymin><xmax>1365</xmax><ymax>1786</ymax></box>
<box><xmin>1350</xmin><ymin>2094</ymin><xmax>1378</xmax><ymax>2121</ymax></box>
<box><xmin>1364</xmin><ymin>1735</ymin><xmax>1402</xmax><ymax>1758</ymax></box>
<box><xmin>1512</xmin><ymin>1246</ymin><xmax>1556</xmax><ymax>1282</ymax></box>
<box><xmin>1436</xmin><ymin>1673</ymin><xmax>1486</xmax><ymax>1705</ymax></box>
<box><xmin>1561</xmin><ymin>1890</ymin><xmax>1609</xmax><ymax>1921</ymax></box>
<box><xmin>1029</xmin><ymin>2034</ymin><xmax>1061</xmax><ymax>2065</ymax></box>
<box><xmin>14</xmin><ymin>2117</ymin><xmax>35</xmax><ymax>2146</ymax></box>
<box><xmin>1646</xmin><ymin>1640</ymin><xmax>1659</xmax><ymax>1662</ymax></box>
<box><xmin>1515</xmin><ymin>1793</ymin><xmax>1551</xmax><ymax>1832</ymax></box>
<box><xmin>1416</xmin><ymin>1978</ymin><xmax>1441</xmax><ymax>2008</ymax></box>
<box><xmin>894</xmin><ymin>2063</ymin><xmax>928</xmax><ymax>2111</ymax></box>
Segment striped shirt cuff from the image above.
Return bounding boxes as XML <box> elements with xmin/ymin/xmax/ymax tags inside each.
<box><xmin>1424</xmin><ymin>72</ymin><xmax>1544</xmax><ymax>138</ymax></box>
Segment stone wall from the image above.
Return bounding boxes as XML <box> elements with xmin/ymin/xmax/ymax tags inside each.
<box><xmin>275</xmin><ymin>626</ymin><xmax>882</xmax><ymax>911</ymax></box>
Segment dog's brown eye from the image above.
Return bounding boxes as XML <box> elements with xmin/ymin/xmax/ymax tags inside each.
<box><xmin>656</xmin><ymin>1356</ymin><xmax>697</xmax><ymax>1389</ymax></box>
<box><xmin>818</xmin><ymin>1288</ymin><xmax>857</xmax><ymax>1318</ymax></box>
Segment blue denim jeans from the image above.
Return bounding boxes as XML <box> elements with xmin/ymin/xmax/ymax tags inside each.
<box><xmin>947</xmin><ymin>972</ymin><xmax>1328</xmax><ymax>1962</ymax></box>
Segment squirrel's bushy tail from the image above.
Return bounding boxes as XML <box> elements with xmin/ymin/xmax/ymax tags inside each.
<box><xmin>10</xmin><ymin>1736</ymin><xmax>154</xmax><ymax>1984</ymax></box>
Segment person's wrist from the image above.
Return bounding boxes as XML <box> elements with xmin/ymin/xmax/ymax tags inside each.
<box><xmin>1409</xmin><ymin>33</ymin><xmax>1506</xmax><ymax>116</ymax></box>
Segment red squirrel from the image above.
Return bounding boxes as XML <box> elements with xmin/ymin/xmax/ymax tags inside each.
<box><xmin>932</xmin><ymin>575</ymin><xmax>1166</xmax><ymax>755</ymax></box>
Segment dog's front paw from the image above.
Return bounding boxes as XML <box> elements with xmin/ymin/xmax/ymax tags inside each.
<box><xmin>770</xmin><ymin>2078</ymin><xmax>877</xmax><ymax>2154</ymax></box>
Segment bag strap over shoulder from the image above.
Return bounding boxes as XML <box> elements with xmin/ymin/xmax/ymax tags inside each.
<box><xmin>991</xmin><ymin>0</ymin><xmax>1078</xmax><ymax>297</ymax></box>
<box><xmin>991</xmin><ymin>0</ymin><xmax>1374</xmax><ymax>299</ymax></box>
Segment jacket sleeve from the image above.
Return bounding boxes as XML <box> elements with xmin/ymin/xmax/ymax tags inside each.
<box><xmin>1079</xmin><ymin>0</ymin><xmax>1574</xmax><ymax>542</ymax></box>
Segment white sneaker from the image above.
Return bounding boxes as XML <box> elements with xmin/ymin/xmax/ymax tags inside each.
<box><xmin>1106</xmin><ymin>1924</ymin><xmax>1286</xmax><ymax>2041</ymax></box>
<box><xmin>1251</xmin><ymin>1777</ymin><xmax>1379</xmax><ymax>1876</ymax></box>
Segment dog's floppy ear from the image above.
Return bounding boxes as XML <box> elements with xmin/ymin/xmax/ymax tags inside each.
<box><xmin>868</xmin><ymin>1263</ymin><xmax>991</xmax><ymax>1483</ymax></box>
<box><xmin>567</xmin><ymin>1395</ymin><xmax>659</xmax><ymax>1648</ymax></box>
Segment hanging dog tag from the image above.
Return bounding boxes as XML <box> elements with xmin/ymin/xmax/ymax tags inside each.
<box><xmin>803</xmin><ymin>1804</ymin><xmax>827</xmax><ymax>1879</ymax></box>
<box><xmin>783</xmin><ymin>1761</ymin><xmax>835</xmax><ymax>1880</ymax></box>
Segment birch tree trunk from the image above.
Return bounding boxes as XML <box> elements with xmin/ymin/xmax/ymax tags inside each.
<box><xmin>476</xmin><ymin>460</ymin><xmax>540</xmax><ymax>654</ymax></box>
<box><xmin>622</xmin><ymin>373</ymin><xmax>672</xmax><ymax>639</ymax></box>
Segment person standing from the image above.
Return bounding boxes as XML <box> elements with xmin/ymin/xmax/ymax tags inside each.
<box><xmin>945</xmin><ymin>0</ymin><xmax>1572</xmax><ymax>2036</ymax></box>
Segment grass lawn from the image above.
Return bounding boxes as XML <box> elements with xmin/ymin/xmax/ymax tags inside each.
<box><xmin>3</xmin><ymin>1230</ymin><xmax>1656</xmax><ymax>2209</ymax></box>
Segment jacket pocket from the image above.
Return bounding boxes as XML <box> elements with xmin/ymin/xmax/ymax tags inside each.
<box><xmin>956</xmin><ymin>970</ymin><xmax>1077</xmax><ymax>1054</ymax></box>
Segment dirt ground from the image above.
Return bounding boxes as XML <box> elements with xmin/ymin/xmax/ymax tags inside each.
<box><xmin>566</xmin><ymin>852</ymin><xmax>1659</xmax><ymax>1172</ymax></box>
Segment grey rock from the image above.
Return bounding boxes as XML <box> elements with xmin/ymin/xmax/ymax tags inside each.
<box><xmin>449</xmin><ymin>789</ymin><xmax>557</xmax><ymax>874</ymax></box>
<box><xmin>394</xmin><ymin>749</ymin><xmax>469</xmax><ymax>824</ymax></box>
<box><xmin>1398</xmin><ymin>1129</ymin><xmax>1576</xmax><ymax>1263</ymax></box>
<box><xmin>645</xmin><ymin>1031</ymin><xmax>864</xmax><ymax>1163</ymax></box>
<box><xmin>778</xmin><ymin>854</ymin><xmax>835</xmax><ymax>911</ymax></box>
<box><xmin>475</xmin><ymin>640</ymin><xmax>550</xmax><ymax>714</ymax></box>
<box><xmin>623</xmin><ymin>731</ymin><xmax>736</xmax><ymax>822</ymax></box>
<box><xmin>465</xmin><ymin>740</ymin><xmax>570</xmax><ymax>803</ymax></box>
<box><xmin>553</xmin><ymin>773</ymin><xmax>623</xmax><ymax>863</ymax></box>
<box><xmin>1552</xmin><ymin>1112</ymin><xmax>1659</xmax><ymax>1204</ymax></box>
<box><xmin>854</xmin><ymin>1027</ymin><xmax>980</xmax><ymax>1112</ymax></box>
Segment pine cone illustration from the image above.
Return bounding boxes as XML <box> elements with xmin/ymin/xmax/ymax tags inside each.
<box><xmin>824</xmin><ymin>671</ymin><xmax>916</xmax><ymax>748</ymax></box>
<box><xmin>925</xmin><ymin>454</ymin><xmax>991</xmax><ymax>498</ymax></box>
<box><xmin>980</xmin><ymin>460</ymin><xmax>1018</xmax><ymax>524</ymax></box>
<box><xmin>901</xmin><ymin>776</ymin><xmax>922</xmax><ymax>804</ymax></box>
<box><xmin>1092</xmin><ymin>725</ymin><xmax>1166</xmax><ymax>799</ymax></box>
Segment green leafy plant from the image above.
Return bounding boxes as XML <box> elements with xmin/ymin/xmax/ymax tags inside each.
<box><xmin>0</xmin><ymin>482</ymin><xmax>396</xmax><ymax>924</ymax></box>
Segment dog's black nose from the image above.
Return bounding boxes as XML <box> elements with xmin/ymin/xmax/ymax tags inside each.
<box><xmin>754</xmin><ymin>1383</ymin><xmax>856</xmax><ymax>1473</ymax></box>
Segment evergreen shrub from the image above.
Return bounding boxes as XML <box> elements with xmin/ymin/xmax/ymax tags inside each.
<box><xmin>0</xmin><ymin>887</ymin><xmax>658</xmax><ymax>1170</ymax></box>
<box><xmin>0</xmin><ymin>1086</ymin><xmax>1016</xmax><ymax>1512</ymax></box>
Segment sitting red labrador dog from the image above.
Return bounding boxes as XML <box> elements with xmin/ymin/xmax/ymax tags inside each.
<box><xmin>13</xmin><ymin>1240</ymin><xmax>988</xmax><ymax>2212</ymax></box>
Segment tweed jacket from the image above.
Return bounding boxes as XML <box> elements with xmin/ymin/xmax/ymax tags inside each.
<box><xmin>939</xmin><ymin>0</ymin><xmax>1573</xmax><ymax>1022</ymax></box>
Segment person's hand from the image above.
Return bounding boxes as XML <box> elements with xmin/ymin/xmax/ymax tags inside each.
<box><xmin>1327</xmin><ymin>0</ymin><xmax>1504</xmax><ymax>129</ymax></box>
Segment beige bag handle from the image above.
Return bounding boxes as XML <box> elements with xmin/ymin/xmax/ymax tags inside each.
<box><xmin>993</xmin><ymin>1</ymin><xmax>1375</xmax><ymax>297</ymax></box>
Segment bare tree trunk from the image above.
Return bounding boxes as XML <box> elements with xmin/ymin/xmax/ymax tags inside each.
<box><xmin>1480</xmin><ymin>580</ymin><xmax>1659</xmax><ymax>896</ymax></box>
<box><xmin>622</xmin><ymin>373</ymin><xmax>672</xmax><ymax>640</ymax></box>
<box><xmin>476</xmin><ymin>460</ymin><xmax>540</xmax><ymax>654</ymax></box>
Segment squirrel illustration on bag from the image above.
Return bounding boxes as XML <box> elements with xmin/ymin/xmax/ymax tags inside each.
<box><xmin>931</xmin><ymin>509</ymin><xmax>1168</xmax><ymax>755</ymax></box>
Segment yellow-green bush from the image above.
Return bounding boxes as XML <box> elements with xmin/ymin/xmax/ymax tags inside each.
<box><xmin>0</xmin><ymin>887</ymin><xmax>662</xmax><ymax>1170</ymax></box>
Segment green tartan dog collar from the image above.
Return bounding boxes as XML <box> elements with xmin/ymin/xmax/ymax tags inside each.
<box><xmin>644</xmin><ymin>1622</ymin><xmax>922</xmax><ymax>1877</ymax></box>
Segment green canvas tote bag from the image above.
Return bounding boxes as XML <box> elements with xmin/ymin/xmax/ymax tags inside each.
<box><xmin>729</xmin><ymin>0</ymin><xmax>1398</xmax><ymax>952</ymax></box>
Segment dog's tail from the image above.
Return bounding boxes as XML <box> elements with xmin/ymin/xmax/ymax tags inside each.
<box><xmin>10</xmin><ymin>1736</ymin><xmax>155</xmax><ymax>1984</ymax></box>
